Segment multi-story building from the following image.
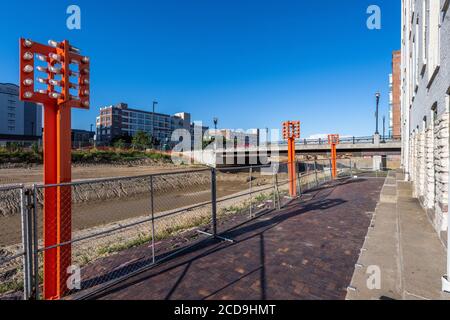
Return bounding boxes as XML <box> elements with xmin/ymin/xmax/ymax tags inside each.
<box><xmin>0</xmin><ymin>83</ymin><xmax>42</xmax><ymax>142</ymax></box>
<box><xmin>205</xmin><ymin>129</ymin><xmax>260</xmax><ymax>148</ymax></box>
<box><xmin>401</xmin><ymin>0</ymin><xmax>450</xmax><ymax>242</ymax></box>
<box><xmin>389</xmin><ymin>50</ymin><xmax>402</xmax><ymax>138</ymax></box>
<box><xmin>96</xmin><ymin>103</ymin><xmax>207</xmax><ymax>147</ymax></box>
<box><xmin>72</xmin><ymin>129</ymin><xmax>95</xmax><ymax>148</ymax></box>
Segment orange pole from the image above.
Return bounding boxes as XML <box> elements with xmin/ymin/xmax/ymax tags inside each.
<box><xmin>43</xmin><ymin>103</ymin><xmax>72</xmax><ymax>300</ymax></box>
<box><xmin>288</xmin><ymin>137</ymin><xmax>297</xmax><ymax>197</ymax></box>
<box><xmin>331</xmin><ymin>143</ymin><xmax>337</xmax><ymax>179</ymax></box>
<box><xmin>43</xmin><ymin>103</ymin><xmax>58</xmax><ymax>300</ymax></box>
<box><xmin>56</xmin><ymin>104</ymin><xmax>72</xmax><ymax>298</ymax></box>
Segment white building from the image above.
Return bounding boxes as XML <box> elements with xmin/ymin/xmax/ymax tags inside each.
<box><xmin>206</xmin><ymin>129</ymin><xmax>259</xmax><ymax>148</ymax></box>
<box><xmin>401</xmin><ymin>0</ymin><xmax>450</xmax><ymax>242</ymax></box>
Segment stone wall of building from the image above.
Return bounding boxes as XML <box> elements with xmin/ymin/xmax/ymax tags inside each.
<box><xmin>401</xmin><ymin>0</ymin><xmax>450</xmax><ymax>244</ymax></box>
<box><xmin>407</xmin><ymin>112</ymin><xmax>449</xmax><ymax>242</ymax></box>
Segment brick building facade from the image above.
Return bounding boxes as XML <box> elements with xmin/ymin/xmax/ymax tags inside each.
<box><xmin>390</xmin><ymin>50</ymin><xmax>402</xmax><ymax>138</ymax></box>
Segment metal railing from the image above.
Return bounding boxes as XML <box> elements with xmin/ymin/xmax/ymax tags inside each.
<box><xmin>276</xmin><ymin>135</ymin><xmax>401</xmax><ymax>146</ymax></box>
<box><xmin>0</xmin><ymin>158</ymin><xmax>389</xmax><ymax>300</ymax></box>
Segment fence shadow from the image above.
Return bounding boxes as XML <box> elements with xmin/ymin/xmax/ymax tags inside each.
<box><xmin>83</xmin><ymin>195</ymin><xmax>346</xmax><ymax>300</ymax></box>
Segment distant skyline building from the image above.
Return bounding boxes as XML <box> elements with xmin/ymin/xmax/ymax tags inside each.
<box><xmin>72</xmin><ymin>129</ymin><xmax>95</xmax><ymax>149</ymax></box>
<box><xmin>389</xmin><ymin>50</ymin><xmax>401</xmax><ymax>138</ymax></box>
<box><xmin>0</xmin><ymin>83</ymin><xmax>42</xmax><ymax>142</ymax></box>
<box><xmin>96</xmin><ymin>102</ymin><xmax>208</xmax><ymax>146</ymax></box>
<box><xmin>206</xmin><ymin>129</ymin><xmax>259</xmax><ymax>148</ymax></box>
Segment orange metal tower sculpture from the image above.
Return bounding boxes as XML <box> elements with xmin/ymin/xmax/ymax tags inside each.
<box><xmin>328</xmin><ymin>134</ymin><xmax>339</xmax><ymax>179</ymax></box>
<box><xmin>20</xmin><ymin>38</ymin><xmax>90</xmax><ymax>299</ymax></box>
<box><xmin>282</xmin><ymin>121</ymin><xmax>300</xmax><ymax>197</ymax></box>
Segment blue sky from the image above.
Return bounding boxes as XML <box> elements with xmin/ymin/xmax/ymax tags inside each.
<box><xmin>0</xmin><ymin>0</ymin><xmax>400</xmax><ymax>138</ymax></box>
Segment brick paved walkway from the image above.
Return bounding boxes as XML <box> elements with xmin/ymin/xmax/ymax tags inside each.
<box><xmin>89</xmin><ymin>177</ymin><xmax>384</xmax><ymax>300</ymax></box>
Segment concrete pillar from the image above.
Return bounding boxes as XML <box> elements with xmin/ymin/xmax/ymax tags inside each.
<box><xmin>373</xmin><ymin>155</ymin><xmax>382</xmax><ymax>171</ymax></box>
<box><xmin>373</xmin><ymin>134</ymin><xmax>381</xmax><ymax>146</ymax></box>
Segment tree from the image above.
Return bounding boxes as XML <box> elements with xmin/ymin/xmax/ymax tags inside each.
<box><xmin>132</xmin><ymin>131</ymin><xmax>152</xmax><ymax>150</ymax></box>
<box><xmin>113</xmin><ymin>139</ymin><xmax>126</xmax><ymax>150</ymax></box>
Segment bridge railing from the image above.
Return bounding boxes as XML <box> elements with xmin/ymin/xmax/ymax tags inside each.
<box><xmin>275</xmin><ymin>135</ymin><xmax>401</xmax><ymax>146</ymax></box>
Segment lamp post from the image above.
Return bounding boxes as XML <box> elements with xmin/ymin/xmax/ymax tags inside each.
<box><xmin>382</xmin><ymin>116</ymin><xmax>386</xmax><ymax>142</ymax></box>
<box><xmin>375</xmin><ymin>92</ymin><xmax>380</xmax><ymax>135</ymax></box>
<box><xmin>213</xmin><ymin>117</ymin><xmax>218</xmax><ymax>150</ymax></box>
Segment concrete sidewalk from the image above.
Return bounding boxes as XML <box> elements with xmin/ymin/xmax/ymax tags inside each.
<box><xmin>346</xmin><ymin>171</ymin><xmax>450</xmax><ymax>300</ymax></box>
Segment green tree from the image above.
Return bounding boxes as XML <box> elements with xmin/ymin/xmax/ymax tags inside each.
<box><xmin>132</xmin><ymin>131</ymin><xmax>152</xmax><ymax>150</ymax></box>
<box><xmin>31</xmin><ymin>142</ymin><xmax>40</xmax><ymax>154</ymax></box>
<box><xmin>113</xmin><ymin>139</ymin><xmax>126</xmax><ymax>150</ymax></box>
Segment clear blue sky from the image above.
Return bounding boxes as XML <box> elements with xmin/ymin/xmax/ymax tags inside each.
<box><xmin>0</xmin><ymin>0</ymin><xmax>400</xmax><ymax>138</ymax></box>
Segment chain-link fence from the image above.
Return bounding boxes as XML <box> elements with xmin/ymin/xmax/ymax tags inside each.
<box><xmin>0</xmin><ymin>157</ymin><xmax>389</xmax><ymax>300</ymax></box>
<box><xmin>31</xmin><ymin>168</ymin><xmax>214</xmax><ymax>299</ymax></box>
<box><xmin>0</xmin><ymin>185</ymin><xmax>32</xmax><ymax>300</ymax></box>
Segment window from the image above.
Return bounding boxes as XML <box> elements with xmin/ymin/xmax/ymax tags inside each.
<box><xmin>427</xmin><ymin>0</ymin><xmax>440</xmax><ymax>85</ymax></box>
<box><xmin>422</xmin><ymin>0</ymin><xmax>429</xmax><ymax>67</ymax></box>
<box><xmin>8</xmin><ymin>126</ymin><xmax>15</xmax><ymax>132</ymax></box>
<box><xmin>443</xmin><ymin>0</ymin><xmax>450</xmax><ymax>18</ymax></box>
<box><xmin>8</xmin><ymin>113</ymin><xmax>15</xmax><ymax>118</ymax></box>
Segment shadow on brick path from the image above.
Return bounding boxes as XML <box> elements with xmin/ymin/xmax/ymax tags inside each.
<box><xmin>78</xmin><ymin>177</ymin><xmax>384</xmax><ymax>300</ymax></box>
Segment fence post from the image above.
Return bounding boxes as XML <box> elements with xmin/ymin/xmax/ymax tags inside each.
<box><xmin>20</xmin><ymin>187</ymin><xmax>32</xmax><ymax>300</ymax></box>
<box><xmin>211</xmin><ymin>168</ymin><xmax>217</xmax><ymax>237</ymax></box>
<box><xmin>274</xmin><ymin>171</ymin><xmax>281</xmax><ymax>210</ymax></box>
<box><xmin>329</xmin><ymin>159</ymin><xmax>333</xmax><ymax>180</ymax></box>
<box><xmin>249</xmin><ymin>167</ymin><xmax>253</xmax><ymax>218</ymax></box>
<box><xmin>314</xmin><ymin>161</ymin><xmax>319</xmax><ymax>187</ymax></box>
<box><xmin>32</xmin><ymin>185</ymin><xmax>40</xmax><ymax>300</ymax></box>
<box><xmin>349</xmin><ymin>158</ymin><xmax>353</xmax><ymax>177</ymax></box>
<box><xmin>150</xmin><ymin>176</ymin><xmax>156</xmax><ymax>265</ymax></box>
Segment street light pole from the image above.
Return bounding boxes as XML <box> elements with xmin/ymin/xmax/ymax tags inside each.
<box><xmin>152</xmin><ymin>101</ymin><xmax>158</xmax><ymax>146</ymax></box>
<box><xmin>375</xmin><ymin>92</ymin><xmax>380</xmax><ymax>135</ymax></box>
<box><xmin>213</xmin><ymin>117</ymin><xmax>218</xmax><ymax>151</ymax></box>
<box><xmin>383</xmin><ymin>116</ymin><xmax>386</xmax><ymax>142</ymax></box>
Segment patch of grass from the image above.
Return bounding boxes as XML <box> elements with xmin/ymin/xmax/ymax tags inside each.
<box><xmin>0</xmin><ymin>148</ymin><xmax>172</xmax><ymax>166</ymax></box>
<box><xmin>156</xmin><ymin>215</ymin><xmax>211</xmax><ymax>240</ymax></box>
<box><xmin>0</xmin><ymin>278</ymin><xmax>24</xmax><ymax>295</ymax></box>
<box><xmin>97</xmin><ymin>233</ymin><xmax>152</xmax><ymax>256</ymax></box>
